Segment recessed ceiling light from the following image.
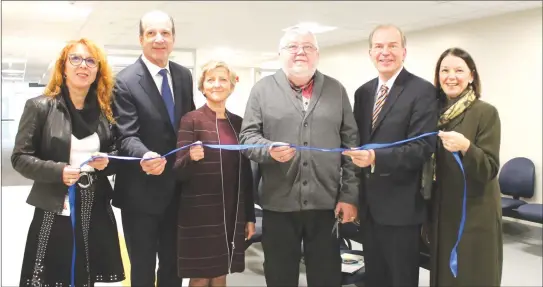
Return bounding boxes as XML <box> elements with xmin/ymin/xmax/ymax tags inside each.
<box><xmin>282</xmin><ymin>22</ymin><xmax>337</xmax><ymax>34</ymax></box>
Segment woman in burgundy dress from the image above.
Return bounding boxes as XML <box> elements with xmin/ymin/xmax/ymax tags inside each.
<box><xmin>174</xmin><ymin>61</ymin><xmax>256</xmax><ymax>287</ymax></box>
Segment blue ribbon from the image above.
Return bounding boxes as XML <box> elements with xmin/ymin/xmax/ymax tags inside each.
<box><xmin>67</xmin><ymin>131</ymin><xmax>465</xmax><ymax>284</ymax></box>
<box><xmin>68</xmin><ymin>184</ymin><xmax>76</xmax><ymax>287</ymax></box>
<box><xmin>449</xmin><ymin>152</ymin><xmax>465</xmax><ymax>278</ymax></box>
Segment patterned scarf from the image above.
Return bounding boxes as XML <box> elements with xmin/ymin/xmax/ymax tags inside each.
<box><xmin>421</xmin><ymin>86</ymin><xmax>477</xmax><ymax>199</ymax></box>
<box><xmin>438</xmin><ymin>86</ymin><xmax>477</xmax><ymax>128</ymax></box>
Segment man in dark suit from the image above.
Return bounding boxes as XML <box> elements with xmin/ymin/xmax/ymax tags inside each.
<box><xmin>112</xmin><ymin>10</ymin><xmax>195</xmax><ymax>287</ymax></box>
<box><xmin>343</xmin><ymin>24</ymin><xmax>438</xmax><ymax>287</ymax></box>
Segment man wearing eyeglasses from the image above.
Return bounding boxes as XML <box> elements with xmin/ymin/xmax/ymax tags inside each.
<box><xmin>111</xmin><ymin>10</ymin><xmax>195</xmax><ymax>287</ymax></box>
<box><xmin>239</xmin><ymin>27</ymin><xmax>360</xmax><ymax>287</ymax></box>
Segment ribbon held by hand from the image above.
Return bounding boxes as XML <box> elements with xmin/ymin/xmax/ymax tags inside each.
<box><xmin>68</xmin><ymin>131</ymin><xmax>465</xmax><ymax>283</ymax></box>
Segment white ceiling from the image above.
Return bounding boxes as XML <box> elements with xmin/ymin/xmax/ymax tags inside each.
<box><xmin>2</xmin><ymin>1</ymin><xmax>541</xmax><ymax>84</ymax></box>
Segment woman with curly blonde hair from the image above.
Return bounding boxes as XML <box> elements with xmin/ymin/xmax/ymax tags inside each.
<box><xmin>12</xmin><ymin>38</ymin><xmax>125</xmax><ymax>287</ymax></box>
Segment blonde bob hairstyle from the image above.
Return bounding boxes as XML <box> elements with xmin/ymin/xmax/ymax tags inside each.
<box><xmin>44</xmin><ymin>38</ymin><xmax>115</xmax><ymax>123</ymax></box>
<box><xmin>197</xmin><ymin>60</ymin><xmax>238</xmax><ymax>96</ymax></box>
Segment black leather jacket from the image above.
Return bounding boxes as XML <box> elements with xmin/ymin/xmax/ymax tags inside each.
<box><xmin>11</xmin><ymin>94</ymin><xmax>118</xmax><ymax>213</ymax></box>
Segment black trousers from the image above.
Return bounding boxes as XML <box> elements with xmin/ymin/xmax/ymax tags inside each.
<box><xmin>121</xmin><ymin>193</ymin><xmax>181</xmax><ymax>287</ymax></box>
<box><xmin>261</xmin><ymin>209</ymin><xmax>341</xmax><ymax>287</ymax></box>
<box><xmin>363</xmin><ymin>215</ymin><xmax>420</xmax><ymax>287</ymax></box>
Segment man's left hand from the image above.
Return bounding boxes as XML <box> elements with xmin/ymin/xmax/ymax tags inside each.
<box><xmin>335</xmin><ymin>202</ymin><xmax>358</xmax><ymax>224</ymax></box>
<box><xmin>342</xmin><ymin>149</ymin><xmax>375</xmax><ymax>168</ymax></box>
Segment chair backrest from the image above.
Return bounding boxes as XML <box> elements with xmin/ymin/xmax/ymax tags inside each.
<box><xmin>250</xmin><ymin>160</ymin><xmax>262</xmax><ymax>205</ymax></box>
<box><xmin>499</xmin><ymin>157</ymin><xmax>535</xmax><ymax>199</ymax></box>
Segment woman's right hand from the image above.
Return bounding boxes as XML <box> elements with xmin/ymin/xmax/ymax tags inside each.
<box><xmin>189</xmin><ymin>141</ymin><xmax>204</xmax><ymax>161</ymax></box>
<box><xmin>63</xmin><ymin>165</ymin><xmax>81</xmax><ymax>186</ymax></box>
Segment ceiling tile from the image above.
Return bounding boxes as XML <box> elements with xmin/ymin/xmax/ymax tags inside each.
<box><xmin>3</xmin><ymin>1</ymin><xmax>540</xmax><ymax>84</ymax></box>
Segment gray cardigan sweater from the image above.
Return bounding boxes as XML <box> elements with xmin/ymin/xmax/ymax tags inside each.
<box><xmin>239</xmin><ymin>69</ymin><xmax>360</xmax><ymax>212</ymax></box>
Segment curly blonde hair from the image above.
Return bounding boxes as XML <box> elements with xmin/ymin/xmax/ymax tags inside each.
<box><xmin>44</xmin><ymin>38</ymin><xmax>115</xmax><ymax>123</ymax></box>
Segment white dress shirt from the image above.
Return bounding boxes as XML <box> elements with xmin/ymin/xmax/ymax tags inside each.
<box><xmin>374</xmin><ymin>66</ymin><xmax>404</xmax><ymax>103</ymax></box>
<box><xmin>141</xmin><ymin>54</ymin><xmax>175</xmax><ymax>103</ymax></box>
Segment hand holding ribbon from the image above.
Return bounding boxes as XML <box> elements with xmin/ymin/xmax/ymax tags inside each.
<box><xmin>69</xmin><ymin>130</ymin><xmax>465</xmax><ymax>280</ymax></box>
<box><xmin>342</xmin><ymin>149</ymin><xmax>375</xmax><ymax>168</ymax></box>
<box><xmin>438</xmin><ymin>130</ymin><xmax>470</xmax><ymax>154</ymax></box>
<box><xmin>189</xmin><ymin>141</ymin><xmax>205</xmax><ymax>161</ymax></box>
<box><xmin>87</xmin><ymin>152</ymin><xmax>109</xmax><ymax>171</ymax></box>
<box><xmin>141</xmin><ymin>151</ymin><xmax>166</xmax><ymax>175</ymax></box>
<box><xmin>62</xmin><ymin>166</ymin><xmax>80</xmax><ymax>186</ymax></box>
<box><xmin>269</xmin><ymin>142</ymin><xmax>296</xmax><ymax>163</ymax></box>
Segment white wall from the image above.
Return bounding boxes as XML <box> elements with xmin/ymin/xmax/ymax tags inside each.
<box><xmin>1</xmin><ymin>82</ymin><xmax>47</xmax><ymax>147</ymax></box>
<box><xmin>317</xmin><ymin>8</ymin><xmax>543</xmax><ymax>203</ymax></box>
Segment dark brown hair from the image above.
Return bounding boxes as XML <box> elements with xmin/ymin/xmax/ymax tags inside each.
<box><xmin>434</xmin><ymin>48</ymin><xmax>481</xmax><ymax>106</ymax></box>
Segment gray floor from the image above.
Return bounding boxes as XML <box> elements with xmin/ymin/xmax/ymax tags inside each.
<box><xmin>1</xmin><ymin>184</ymin><xmax>541</xmax><ymax>286</ymax></box>
<box><xmin>226</xmin><ymin>222</ymin><xmax>543</xmax><ymax>287</ymax></box>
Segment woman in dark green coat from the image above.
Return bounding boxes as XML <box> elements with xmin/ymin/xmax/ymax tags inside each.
<box><xmin>429</xmin><ymin>47</ymin><xmax>503</xmax><ymax>286</ymax></box>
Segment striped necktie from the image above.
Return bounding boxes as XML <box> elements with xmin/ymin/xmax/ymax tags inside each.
<box><xmin>372</xmin><ymin>84</ymin><xmax>389</xmax><ymax>130</ymax></box>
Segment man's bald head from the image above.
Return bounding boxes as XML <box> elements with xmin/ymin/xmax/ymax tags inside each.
<box><xmin>139</xmin><ymin>10</ymin><xmax>175</xmax><ymax>37</ymax></box>
<box><xmin>138</xmin><ymin>10</ymin><xmax>175</xmax><ymax>68</ymax></box>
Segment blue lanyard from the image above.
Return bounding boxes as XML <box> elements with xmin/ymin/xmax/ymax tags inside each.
<box><xmin>67</xmin><ymin>131</ymin><xmax>464</xmax><ymax>285</ymax></box>
<box><xmin>68</xmin><ymin>184</ymin><xmax>76</xmax><ymax>287</ymax></box>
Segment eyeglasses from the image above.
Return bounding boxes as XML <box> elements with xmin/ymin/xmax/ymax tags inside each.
<box><xmin>68</xmin><ymin>54</ymin><xmax>99</xmax><ymax>68</ymax></box>
<box><xmin>282</xmin><ymin>44</ymin><xmax>318</xmax><ymax>54</ymax></box>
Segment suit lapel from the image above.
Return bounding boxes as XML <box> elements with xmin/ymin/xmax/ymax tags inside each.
<box><xmin>371</xmin><ymin>69</ymin><xmax>408</xmax><ymax>137</ymax></box>
<box><xmin>169</xmin><ymin>63</ymin><xmax>184</xmax><ymax>132</ymax></box>
<box><xmin>136</xmin><ymin>57</ymin><xmax>175</xmax><ymax>132</ymax></box>
<box><xmin>273</xmin><ymin>70</ymin><xmax>303</xmax><ymax>115</ymax></box>
<box><xmin>303</xmin><ymin>71</ymin><xmax>324</xmax><ymax>120</ymax></box>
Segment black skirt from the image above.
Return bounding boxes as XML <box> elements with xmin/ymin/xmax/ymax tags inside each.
<box><xmin>19</xmin><ymin>176</ymin><xmax>125</xmax><ymax>287</ymax></box>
